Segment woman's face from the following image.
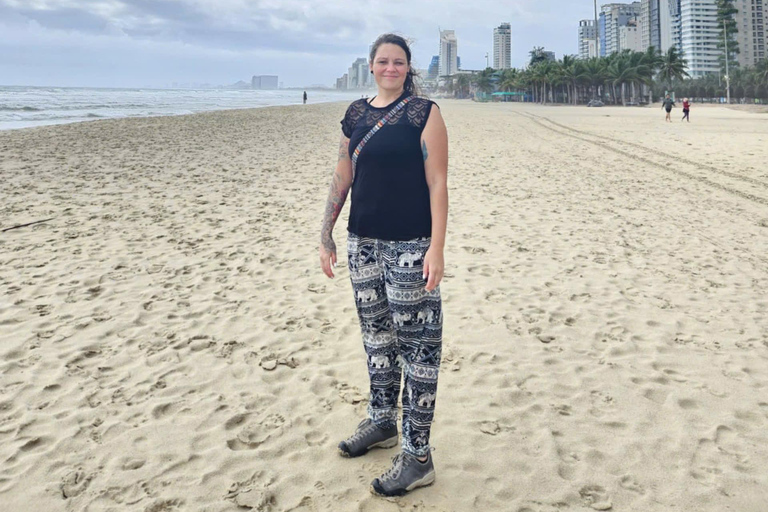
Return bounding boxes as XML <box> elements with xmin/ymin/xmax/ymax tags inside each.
<box><xmin>370</xmin><ymin>44</ymin><xmax>409</xmax><ymax>92</ymax></box>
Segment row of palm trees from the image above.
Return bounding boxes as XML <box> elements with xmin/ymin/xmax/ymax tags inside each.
<box><xmin>436</xmin><ymin>47</ymin><xmax>768</xmax><ymax>104</ymax></box>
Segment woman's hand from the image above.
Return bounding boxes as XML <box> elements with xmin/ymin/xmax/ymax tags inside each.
<box><xmin>423</xmin><ymin>246</ymin><xmax>444</xmax><ymax>292</ymax></box>
<box><xmin>320</xmin><ymin>238</ymin><xmax>337</xmax><ymax>278</ymax></box>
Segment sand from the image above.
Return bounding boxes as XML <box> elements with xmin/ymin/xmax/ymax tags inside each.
<box><xmin>1</xmin><ymin>100</ymin><xmax>767</xmax><ymax>512</ymax></box>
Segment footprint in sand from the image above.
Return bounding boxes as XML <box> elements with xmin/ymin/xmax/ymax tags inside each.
<box><xmin>60</xmin><ymin>468</ymin><xmax>93</xmax><ymax>499</ymax></box>
<box><xmin>225</xmin><ymin>472</ymin><xmax>276</xmax><ymax>510</ymax></box>
<box><xmin>579</xmin><ymin>485</ymin><xmax>612</xmax><ymax>510</ymax></box>
<box><xmin>304</xmin><ymin>430</ymin><xmax>328</xmax><ymax>447</ymax></box>
<box><xmin>619</xmin><ymin>474</ymin><xmax>645</xmax><ymax>494</ymax></box>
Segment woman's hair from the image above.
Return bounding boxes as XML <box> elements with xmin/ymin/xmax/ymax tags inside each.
<box><xmin>369</xmin><ymin>33</ymin><xmax>422</xmax><ymax>97</ymax></box>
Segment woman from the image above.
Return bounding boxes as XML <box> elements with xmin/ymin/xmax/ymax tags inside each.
<box><xmin>682</xmin><ymin>97</ymin><xmax>690</xmax><ymax>122</ymax></box>
<box><xmin>662</xmin><ymin>94</ymin><xmax>676</xmax><ymax>122</ymax></box>
<box><xmin>319</xmin><ymin>33</ymin><xmax>448</xmax><ymax>497</ymax></box>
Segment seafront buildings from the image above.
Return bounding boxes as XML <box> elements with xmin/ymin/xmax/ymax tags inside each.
<box><xmin>580</xmin><ymin>0</ymin><xmax>764</xmax><ymax>78</ymax></box>
<box><xmin>735</xmin><ymin>0</ymin><xmax>766</xmax><ymax>67</ymax></box>
<box><xmin>600</xmin><ymin>2</ymin><xmax>642</xmax><ymax>56</ymax></box>
<box><xmin>493</xmin><ymin>23</ymin><xmax>512</xmax><ymax>69</ymax></box>
<box><xmin>679</xmin><ymin>0</ymin><xmax>720</xmax><ymax>77</ymax></box>
<box><xmin>334</xmin><ymin>57</ymin><xmax>374</xmax><ymax>90</ymax></box>
<box><xmin>439</xmin><ymin>30</ymin><xmax>459</xmax><ymax>76</ymax></box>
<box><xmin>251</xmin><ymin>76</ymin><xmax>278</xmax><ymax>90</ymax></box>
<box><xmin>579</xmin><ymin>20</ymin><xmax>599</xmax><ymax>59</ymax></box>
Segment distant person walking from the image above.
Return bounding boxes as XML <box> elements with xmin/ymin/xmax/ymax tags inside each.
<box><xmin>303</xmin><ymin>91</ymin><xmax>308</xmax><ymax>105</ymax></box>
<box><xmin>319</xmin><ymin>33</ymin><xmax>448</xmax><ymax>497</ymax></box>
<box><xmin>662</xmin><ymin>94</ymin><xmax>676</xmax><ymax>122</ymax></box>
<box><xmin>682</xmin><ymin>98</ymin><xmax>690</xmax><ymax>122</ymax></box>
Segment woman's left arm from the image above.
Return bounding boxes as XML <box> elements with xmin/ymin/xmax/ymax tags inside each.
<box><xmin>421</xmin><ymin>104</ymin><xmax>448</xmax><ymax>292</ymax></box>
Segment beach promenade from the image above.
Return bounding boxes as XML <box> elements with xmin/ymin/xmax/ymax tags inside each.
<box><xmin>1</xmin><ymin>101</ymin><xmax>767</xmax><ymax>511</ymax></box>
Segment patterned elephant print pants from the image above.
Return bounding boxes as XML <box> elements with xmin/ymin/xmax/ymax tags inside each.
<box><xmin>347</xmin><ymin>233</ymin><xmax>442</xmax><ymax>458</ymax></box>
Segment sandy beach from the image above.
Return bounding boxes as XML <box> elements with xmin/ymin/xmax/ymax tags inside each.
<box><xmin>1</xmin><ymin>100</ymin><xmax>768</xmax><ymax>512</ymax></box>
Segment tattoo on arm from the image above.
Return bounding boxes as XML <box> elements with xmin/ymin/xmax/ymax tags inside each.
<box><xmin>338</xmin><ymin>138</ymin><xmax>350</xmax><ymax>162</ymax></box>
<box><xmin>422</xmin><ymin>140</ymin><xmax>428</xmax><ymax>162</ymax></box>
<box><xmin>320</xmin><ymin>170</ymin><xmax>351</xmax><ymax>251</ymax></box>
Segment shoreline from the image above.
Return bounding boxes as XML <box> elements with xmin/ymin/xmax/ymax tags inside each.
<box><xmin>0</xmin><ymin>99</ymin><xmax>354</xmax><ymax>132</ymax></box>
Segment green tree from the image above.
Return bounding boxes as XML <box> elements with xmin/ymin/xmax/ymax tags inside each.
<box><xmin>716</xmin><ymin>0</ymin><xmax>740</xmax><ymax>73</ymax></box>
<box><xmin>455</xmin><ymin>74</ymin><xmax>472</xmax><ymax>98</ymax></box>
<box><xmin>658</xmin><ymin>46</ymin><xmax>690</xmax><ymax>89</ymax></box>
<box><xmin>529</xmin><ymin>47</ymin><xmax>549</xmax><ymax>67</ymax></box>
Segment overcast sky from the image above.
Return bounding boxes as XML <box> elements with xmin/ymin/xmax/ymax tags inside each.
<box><xmin>1</xmin><ymin>0</ymin><xmax>594</xmax><ymax>88</ymax></box>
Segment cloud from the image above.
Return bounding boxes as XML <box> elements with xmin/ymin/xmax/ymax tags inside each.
<box><xmin>0</xmin><ymin>0</ymin><xmax>593</xmax><ymax>86</ymax></box>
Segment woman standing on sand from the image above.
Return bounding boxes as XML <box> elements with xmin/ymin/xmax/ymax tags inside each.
<box><xmin>662</xmin><ymin>94</ymin><xmax>676</xmax><ymax>122</ymax></box>
<box><xmin>319</xmin><ymin>33</ymin><xmax>448</xmax><ymax>497</ymax></box>
<box><xmin>682</xmin><ymin>98</ymin><xmax>690</xmax><ymax>122</ymax></box>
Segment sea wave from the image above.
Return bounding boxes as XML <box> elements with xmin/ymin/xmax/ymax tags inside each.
<box><xmin>0</xmin><ymin>105</ymin><xmax>43</xmax><ymax>112</ymax></box>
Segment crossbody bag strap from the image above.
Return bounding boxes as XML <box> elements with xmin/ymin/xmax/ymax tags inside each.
<box><xmin>351</xmin><ymin>96</ymin><xmax>412</xmax><ymax>179</ymax></box>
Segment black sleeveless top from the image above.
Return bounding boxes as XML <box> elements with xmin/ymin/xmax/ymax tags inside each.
<box><xmin>341</xmin><ymin>92</ymin><xmax>438</xmax><ymax>241</ymax></box>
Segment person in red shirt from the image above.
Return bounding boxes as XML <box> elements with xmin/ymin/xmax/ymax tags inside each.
<box><xmin>682</xmin><ymin>98</ymin><xmax>691</xmax><ymax>122</ymax></box>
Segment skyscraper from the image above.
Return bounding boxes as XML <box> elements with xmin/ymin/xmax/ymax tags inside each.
<box><xmin>640</xmin><ymin>0</ymin><xmax>653</xmax><ymax>49</ymax></box>
<box><xmin>735</xmin><ymin>0</ymin><xmax>766</xmax><ymax>67</ymax></box>
<box><xmin>579</xmin><ymin>19</ymin><xmax>598</xmax><ymax>59</ymax></box>
<box><xmin>641</xmin><ymin>0</ymin><xmax>682</xmax><ymax>52</ymax></box>
<box><xmin>494</xmin><ymin>23</ymin><xmax>512</xmax><ymax>69</ymax></box>
<box><xmin>679</xmin><ymin>0</ymin><xmax>720</xmax><ymax>77</ymax></box>
<box><xmin>439</xmin><ymin>30</ymin><xmax>458</xmax><ymax>76</ymax></box>
<box><xmin>601</xmin><ymin>2</ymin><xmax>642</xmax><ymax>55</ymax></box>
<box><xmin>428</xmin><ymin>56</ymin><xmax>440</xmax><ymax>80</ymax></box>
<box><xmin>620</xmin><ymin>18</ymin><xmax>645</xmax><ymax>51</ymax></box>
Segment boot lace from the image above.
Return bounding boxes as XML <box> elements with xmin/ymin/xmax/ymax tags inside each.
<box><xmin>381</xmin><ymin>452</ymin><xmax>410</xmax><ymax>482</ymax></box>
<box><xmin>347</xmin><ymin>419</ymin><xmax>376</xmax><ymax>445</ymax></box>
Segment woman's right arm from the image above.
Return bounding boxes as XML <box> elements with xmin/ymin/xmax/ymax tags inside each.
<box><xmin>319</xmin><ymin>135</ymin><xmax>354</xmax><ymax>278</ymax></box>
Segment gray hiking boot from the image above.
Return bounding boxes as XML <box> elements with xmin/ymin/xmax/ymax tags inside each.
<box><xmin>371</xmin><ymin>451</ymin><xmax>436</xmax><ymax>497</ymax></box>
<box><xmin>338</xmin><ymin>419</ymin><xmax>398</xmax><ymax>458</ymax></box>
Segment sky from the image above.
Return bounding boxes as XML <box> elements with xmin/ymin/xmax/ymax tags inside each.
<box><xmin>0</xmin><ymin>0</ymin><xmax>595</xmax><ymax>88</ymax></box>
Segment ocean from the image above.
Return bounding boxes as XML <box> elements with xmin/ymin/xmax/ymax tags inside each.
<box><xmin>0</xmin><ymin>86</ymin><xmax>365</xmax><ymax>130</ymax></box>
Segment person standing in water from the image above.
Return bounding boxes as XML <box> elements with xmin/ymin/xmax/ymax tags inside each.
<box><xmin>303</xmin><ymin>91</ymin><xmax>308</xmax><ymax>105</ymax></box>
<box><xmin>319</xmin><ymin>33</ymin><xmax>448</xmax><ymax>497</ymax></box>
<box><xmin>682</xmin><ymin>98</ymin><xmax>690</xmax><ymax>122</ymax></box>
<box><xmin>662</xmin><ymin>94</ymin><xmax>676</xmax><ymax>122</ymax></box>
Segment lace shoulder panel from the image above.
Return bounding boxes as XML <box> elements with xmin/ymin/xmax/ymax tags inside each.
<box><xmin>340</xmin><ymin>99</ymin><xmax>368</xmax><ymax>138</ymax></box>
<box><xmin>405</xmin><ymin>96</ymin><xmax>437</xmax><ymax>130</ymax></box>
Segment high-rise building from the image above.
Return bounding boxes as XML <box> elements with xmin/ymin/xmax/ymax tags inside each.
<box><xmin>347</xmin><ymin>58</ymin><xmax>370</xmax><ymax>89</ymax></box>
<box><xmin>620</xmin><ymin>19</ymin><xmax>645</xmax><ymax>51</ymax></box>
<box><xmin>601</xmin><ymin>2</ymin><xmax>642</xmax><ymax>55</ymax></box>
<box><xmin>427</xmin><ymin>56</ymin><xmax>440</xmax><ymax>80</ymax></box>
<box><xmin>494</xmin><ymin>23</ymin><xmax>512</xmax><ymax>69</ymax></box>
<box><xmin>735</xmin><ymin>0</ymin><xmax>766</xmax><ymax>67</ymax></box>
<box><xmin>640</xmin><ymin>0</ymin><xmax>683</xmax><ymax>53</ymax></box>
<box><xmin>252</xmin><ymin>75</ymin><xmax>278</xmax><ymax>89</ymax></box>
<box><xmin>579</xmin><ymin>19</ymin><xmax>598</xmax><ymax>58</ymax></box>
<box><xmin>680</xmin><ymin>0</ymin><xmax>720</xmax><ymax>77</ymax></box>
<box><xmin>641</xmin><ymin>0</ymin><xmax>653</xmax><ymax>49</ymax></box>
<box><xmin>439</xmin><ymin>30</ymin><xmax>459</xmax><ymax>76</ymax></box>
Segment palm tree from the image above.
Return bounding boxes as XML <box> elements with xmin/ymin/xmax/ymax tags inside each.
<box><xmin>583</xmin><ymin>57</ymin><xmax>608</xmax><ymax>100</ymax></box>
<box><xmin>529</xmin><ymin>47</ymin><xmax>548</xmax><ymax>67</ymax></box>
<box><xmin>658</xmin><ymin>46</ymin><xmax>690</xmax><ymax>91</ymax></box>
<box><xmin>641</xmin><ymin>46</ymin><xmax>663</xmax><ymax>103</ymax></box>
<box><xmin>455</xmin><ymin>74</ymin><xmax>472</xmax><ymax>99</ymax></box>
<box><xmin>476</xmin><ymin>68</ymin><xmax>495</xmax><ymax>97</ymax></box>
<box><xmin>558</xmin><ymin>55</ymin><xmax>578</xmax><ymax>104</ymax></box>
<box><xmin>499</xmin><ymin>68</ymin><xmax>519</xmax><ymax>94</ymax></box>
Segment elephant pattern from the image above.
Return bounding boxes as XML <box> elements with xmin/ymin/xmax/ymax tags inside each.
<box><xmin>393</xmin><ymin>312</ymin><xmax>411</xmax><ymax>326</ymax></box>
<box><xmin>356</xmin><ymin>288</ymin><xmax>377</xmax><ymax>303</ymax></box>
<box><xmin>417</xmin><ymin>392</ymin><xmax>436</xmax><ymax>408</ymax></box>
<box><xmin>347</xmin><ymin>233</ymin><xmax>441</xmax><ymax>458</ymax></box>
<box><xmin>397</xmin><ymin>252</ymin><xmax>422</xmax><ymax>268</ymax></box>
<box><xmin>369</xmin><ymin>355</ymin><xmax>390</xmax><ymax>369</ymax></box>
<box><xmin>417</xmin><ymin>308</ymin><xmax>435</xmax><ymax>324</ymax></box>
